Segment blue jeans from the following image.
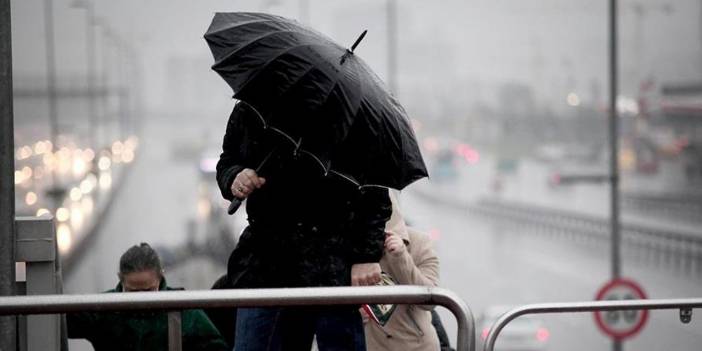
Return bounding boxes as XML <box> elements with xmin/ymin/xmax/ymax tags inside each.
<box><xmin>233</xmin><ymin>306</ymin><xmax>366</xmax><ymax>351</ymax></box>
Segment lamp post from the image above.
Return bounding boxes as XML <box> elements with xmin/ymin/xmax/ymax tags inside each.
<box><xmin>43</xmin><ymin>0</ymin><xmax>59</xmax><ymax>162</ymax></box>
<box><xmin>105</xmin><ymin>30</ymin><xmax>123</xmax><ymax>141</ymax></box>
<box><xmin>121</xmin><ymin>43</ymin><xmax>137</xmax><ymax>139</ymax></box>
<box><xmin>0</xmin><ymin>0</ymin><xmax>16</xmax><ymax>349</ymax></box>
<box><xmin>71</xmin><ymin>0</ymin><xmax>98</xmax><ymax>151</ymax></box>
<box><xmin>103</xmin><ymin>28</ymin><xmax>133</xmax><ymax>142</ymax></box>
<box><xmin>97</xmin><ymin>21</ymin><xmax>113</xmax><ymax>146</ymax></box>
<box><xmin>43</xmin><ymin>0</ymin><xmax>64</xmax><ymax>211</ymax></box>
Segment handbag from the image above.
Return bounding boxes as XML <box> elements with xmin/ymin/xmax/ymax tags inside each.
<box><xmin>361</xmin><ymin>272</ymin><xmax>398</xmax><ymax>326</ymax></box>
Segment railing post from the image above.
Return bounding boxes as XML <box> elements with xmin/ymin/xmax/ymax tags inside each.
<box><xmin>15</xmin><ymin>217</ymin><xmax>61</xmax><ymax>351</ymax></box>
<box><xmin>433</xmin><ymin>288</ymin><xmax>475</xmax><ymax>351</ymax></box>
<box><xmin>167</xmin><ymin>311</ymin><xmax>183</xmax><ymax>351</ymax></box>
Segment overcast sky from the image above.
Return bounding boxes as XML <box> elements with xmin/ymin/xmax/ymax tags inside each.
<box><xmin>10</xmin><ymin>0</ymin><xmax>702</xmax><ymax>117</ymax></box>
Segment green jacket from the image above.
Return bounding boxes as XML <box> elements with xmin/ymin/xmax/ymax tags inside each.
<box><xmin>67</xmin><ymin>279</ymin><xmax>228</xmax><ymax>351</ymax></box>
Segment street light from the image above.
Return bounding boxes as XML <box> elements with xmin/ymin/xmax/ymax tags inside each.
<box><xmin>71</xmin><ymin>0</ymin><xmax>98</xmax><ymax>152</ymax></box>
<box><xmin>43</xmin><ymin>0</ymin><xmax>58</xmax><ymax>165</ymax></box>
<box><xmin>103</xmin><ymin>29</ymin><xmax>125</xmax><ymax>141</ymax></box>
<box><xmin>43</xmin><ymin>0</ymin><xmax>63</xmax><ymax>211</ymax></box>
<box><xmin>94</xmin><ymin>19</ymin><xmax>115</xmax><ymax>146</ymax></box>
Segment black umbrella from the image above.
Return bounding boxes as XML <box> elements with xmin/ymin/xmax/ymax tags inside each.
<box><xmin>204</xmin><ymin>12</ymin><xmax>427</xmax><ymax>213</ymax></box>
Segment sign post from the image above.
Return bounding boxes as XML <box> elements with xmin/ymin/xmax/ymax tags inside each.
<box><xmin>607</xmin><ymin>0</ymin><xmax>623</xmax><ymax>349</ymax></box>
<box><xmin>594</xmin><ymin>278</ymin><xmax>649</xmax><ymax>341</ymax></box>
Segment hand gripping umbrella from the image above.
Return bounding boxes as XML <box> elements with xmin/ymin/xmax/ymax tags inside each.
<box><xmin>204</xmin><ymin>12</ymin><xmax>427</xmax><ymax>214</ymax></box>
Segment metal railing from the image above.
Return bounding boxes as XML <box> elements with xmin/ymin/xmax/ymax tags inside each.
<box><xmin>472</xmin><ymin>199</ymin><xmax>702</xmax><ymax>276</ymax></box>
<box><xmin>0</xmin><ymin>285</ymin><xmax>475</xmax><ymax>351</ymax></box>
<box><xmin>483</xmin><ymin>298</ymin><xmax>702</xmax><ymax>351</ymax></box>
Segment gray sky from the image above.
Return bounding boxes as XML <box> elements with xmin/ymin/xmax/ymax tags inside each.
<box><xmin>10</xmin><ymin>0</ymin><xmax>702</xmax><ymax>118</ymax></box>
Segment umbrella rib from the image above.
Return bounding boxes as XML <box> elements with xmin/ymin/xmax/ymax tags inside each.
<box><xmin>268</xmin><ymin>126</ymin><xmax>300</xmax><ymax>148</ymax></box>
<box><xmin>237</xmin><ymin>100</ymin><xmax>268</xmax><ymax>129</ymax></box>
<box><xmin>299</xmin><ymin>150</ymin><xmax>329</xmax><ymax>175</ymax></box>
<box><xmin>239</xmin><ymin>98</ymin><xmax>331</xmax><ymax>179</ymax></box>
<box><xmin>243</xmin><ymin>59</ymin><xmax>319</xmax><ymax>113</ymax></box>
<box><xmin>213</xmin><ymin>29</ymin><xmax>302</xmax><ymax>67</ymax></box>
<box><xmin>328</xmin><ymin>170</ymin><xmax>360</xmax><ymax>187</ymax></box>
<box><xmin>351</xmin><ymin>60</ymin><xmax>368</xmax><ymax>119</ymax></box>
<box><xmin>359</xmin><ymin>184</ymin><xmax>390</xmax><ymax>190</ymax></box>
<box><xmin>251</xmin><ymin>58</ymin><xmax>354</xmax><ymax>128</ymax></box>
<box><xmin>259</xmin><ymin>48</ymin><xmax>360</xmax><ymax>128</ymax></box>
<box><xmin>206</xmin><ymin>14</ymin><xmax>332</xmax><ymax>43</ymax></box>
<box><xmin>234</xmin><ymin>41</ymin><xmax>340</xmax><ymax>102</ymax></box>
<box><xmin>213</xmin><ymin>29</ymin><xmax>340</xmax><ymax>70</ymax></box>
<box><xmin>288</xmin><ymin>53</ymin><xmax>362</xmax><ymax>123</ymax></box>
<box><xmin>238</xmin><ymin>99</ymin><xmax>300</xmax><ymax>148</ymax></box>
<box><xmin>205</xmin><ymin>16</ymin><xmax>285</xmax><ymax>37</ymax></box>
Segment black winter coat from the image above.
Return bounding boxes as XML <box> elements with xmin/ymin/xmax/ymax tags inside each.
<box><xmin>216</xmin><ymin>102</ymin><xmax>391</xmax><ymax>288</ymax></box>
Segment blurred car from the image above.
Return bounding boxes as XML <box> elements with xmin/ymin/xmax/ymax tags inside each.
<box><xmin>423</xmin><ymin>136</ymin><xmax>481</xmax><ymax>183</ymax></box>
<box><xmin>432</xmin><ymin>148</ymin><xmax>459</xmax><ymax>182</ymax></box>
<box><xmin>478</xmin><ymin>306</ymin><xmax>550</xmax><ymax>351</ymax></box>
<box><xmin>535</xmin><ymin>144</ymin><xmax>566</xmax><ymax>163</ymax></box>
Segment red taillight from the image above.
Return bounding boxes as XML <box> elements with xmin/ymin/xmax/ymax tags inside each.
<box><xmin>454</xmin><ymin>143</ymin><xmax>480</xmax><ymax>164</ymax></box>
<box><xmin>536</xmin><ymin>327</ymin><xmax>550</xmax><ymax>342</ymax></box>
<box><xmin>481</xmin><ymin>328</ymin><xmax>490</xmax><ymax>340</ymax></box>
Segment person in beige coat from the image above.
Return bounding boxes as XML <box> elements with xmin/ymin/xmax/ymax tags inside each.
<box><xmin>363</xmin><ymin>192</ymin><xmax>441</xmax><ymax>351</ymax></box>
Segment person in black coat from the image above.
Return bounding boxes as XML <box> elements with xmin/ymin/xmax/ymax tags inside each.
<box><xmin>203</xmin><ymin>275</ymin><xmax>236</xmax><ymax>349</ymax></box>
<box><xmin>216</xmin><ymin>102</ymin><xmax>392</xmax><ymax>350</ymax></box>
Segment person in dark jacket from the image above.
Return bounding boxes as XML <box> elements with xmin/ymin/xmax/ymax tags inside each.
<box><xmin>203</xmin><ymin>274</ymin><xmax>237</xmax><ymax>349</ymax></box>
<box><xmin>216</xmin><ymin>101</ymin><xmax>392</xmax><ymax>350</ymax></box>
<box><xmin>67</xmin><ymin>243</ymin><xmax>228</xmax><ymax>351</ymax></box>
<box><xmin>432</xmin><ymin>310</ymin><xmax>456</xmax><ymax>351</ymax></box>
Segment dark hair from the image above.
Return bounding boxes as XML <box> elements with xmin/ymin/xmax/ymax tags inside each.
<box><xmin>118</xmin><ymin>243</ymin><xmax>163</xmax><ymax>277</ymax></box>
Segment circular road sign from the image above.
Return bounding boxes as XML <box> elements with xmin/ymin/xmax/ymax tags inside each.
<box><xmin>594</xmin><ymin>278</ymin><xmax>649</xmax><ymax>340</ymax></box>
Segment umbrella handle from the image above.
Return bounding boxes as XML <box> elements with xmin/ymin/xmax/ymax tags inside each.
<box><xmin>227</xmin><ymin>197</ymin><xmax>244</xmax><ymax>215</ymax></box>
<box><xmin>227</xmin><ymin>149</ymin><xmax>274</xmax><ymax>216</ymax></box>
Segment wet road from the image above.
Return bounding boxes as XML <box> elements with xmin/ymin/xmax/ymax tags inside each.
<box><xmin>401</xmin><ymin>187</ymin><xmax>702</xmax><ymax>350</ymax></box>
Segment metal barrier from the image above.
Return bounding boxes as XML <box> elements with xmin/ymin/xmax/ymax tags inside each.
<box><xmin>473</xmin><ymin>199</ymin><xmax>702</xmax><ymax>276</ymax></box>
<box><xmin>483</xmin><ymin>298</ymin><xmax>702</xmax><ymax>351</ymax></box>
<box><xmin>15</xmin><ymin>216</ymin><xmax>63</xmax><ymax>351</ymax></box>
<box><xmin>0</xmin><ymin>285</ymin><xmax>475</xmax><ymax>351</ymax></box>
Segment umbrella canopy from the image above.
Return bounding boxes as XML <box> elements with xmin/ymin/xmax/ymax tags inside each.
<box><xmin>205</xmin><ymin>12</ymin><xmax>427</xmax><ymax>190</ymax></box>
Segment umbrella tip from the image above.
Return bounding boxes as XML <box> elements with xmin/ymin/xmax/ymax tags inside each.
<box><xmin>349</xmin><ymin>29</ymin><xmax>368</xmax><ymax>53</ymax></box>
<box><xmin>341</xmin><ymin>30</ymin><xmax>367</xmax><ymax>65</ymax></box>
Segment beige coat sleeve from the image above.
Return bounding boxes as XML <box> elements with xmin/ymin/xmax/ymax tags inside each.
<box><xmin>385</xmin><ymin>227</ymin><xmax>440</xmax><ymax>289</ymax></box>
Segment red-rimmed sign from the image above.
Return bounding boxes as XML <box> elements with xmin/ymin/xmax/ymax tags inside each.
<box><xmin>594</xmin><ymin>278</ymin><xmax>649</xmax><ymax>340</ymax></box>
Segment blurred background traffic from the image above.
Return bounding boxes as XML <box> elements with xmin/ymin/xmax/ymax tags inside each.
<box><xmin>9</xmin><ymin>0</ymin><xmax>702</xmax><ymax>350</ymax></box>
